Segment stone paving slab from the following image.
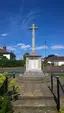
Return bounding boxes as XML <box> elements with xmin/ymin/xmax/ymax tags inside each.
<box><xmin>13</xmin><ymin>76</ymin><xmax>58</xmax><ymax>113</ymax></box>
<box><xmin>13</xmin><ymin>108</ymin><xmax>57</xmax><ymax>113</ymax></box>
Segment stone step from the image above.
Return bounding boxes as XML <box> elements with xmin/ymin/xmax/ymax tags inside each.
<box><xmin>12</xmin><ymin>99</ymin><xmax>56</xmax><ymax>107</ymax></box>
<box><xmin>13</xmin><ymin>105</ymin><xmax>57</xmax><ymax>113</ymax></box>
<box><xmin>13</xmin><ymin>108</ymin><xmax>57</xmax><ymax>113</ymax></box>
<box><xmin>13</xmin><ymin>76</ymin><xmax>58</xmax><ymax>113</ymax></box>
<box><xmin>12</xmin><ymin>96</ymin><xmax>56</xmax><ymax>113</ymax></box>
<box><xmin>18</xmin><ymin>95</ymin><xmax>54</xmax><ymax>100</ymax></box>
<box><xmin>16</xmin><ymin>85</ymin><xmax>53</xmax><ymax>97</ymax></box>
<box><xmin>23</xmin><ymin>71</ymin><xmax>44</xmax><ymax>77</ymax></box>
<box><xmin>16</xmin><ymin>76</ymin><xmax>50</xmax><ymax>81</ymax></box>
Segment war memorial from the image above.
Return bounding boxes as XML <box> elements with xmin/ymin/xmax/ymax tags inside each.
<box><xmin>24</xmin><ymin>23</ymin><xmax>44</xmax><ymax>77</ymax></box>
<box><xmin>0</xmin><ymin>23</ymin><xmax>64</xmax><ymax>113</ymax></box>
<box><xmin>12</xmin><ymin>23</ymin><xmax>61</xmax><ymax>113</ymax></box>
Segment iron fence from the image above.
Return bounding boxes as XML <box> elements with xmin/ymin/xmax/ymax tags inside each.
<box><xmin>49</xmin><ymin>73</ymin><xmax>64</xmax><ymax>111</ymax></box>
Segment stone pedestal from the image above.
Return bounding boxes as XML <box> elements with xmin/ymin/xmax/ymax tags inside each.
<box><xmin>24</xmin><ymin>53</ymin><xmax>44</xmax><ymax>77</ymax></box>
<box><xmin>26</xmin><ymin>57</ymin><xmax>41</xmax><ymax>71</ymax></box>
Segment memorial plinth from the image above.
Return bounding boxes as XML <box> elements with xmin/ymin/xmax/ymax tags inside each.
<box><xmin>26</xmin><ymin>53</ymin><xmax>41</xmax><ymax>71</ymax></box>
<box><xmin>24</xmin><ymin>23</ymin><xmax>44</xmax><ymax>77</ymax></box>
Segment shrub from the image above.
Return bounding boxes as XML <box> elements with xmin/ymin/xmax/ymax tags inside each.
<box><xmin>8</xmin><ymin>79</ymin><xmax>16</xmax><ymax>90</ymax></box>
<box><xmin>0</xmin><ymin>96</ymin><xmax>13</xmax><ymax>113</ymax></box>
<box><xmin>0</xmin><ymin>74</ymin><xmax>6</xmax><ymax>86</ymax></box>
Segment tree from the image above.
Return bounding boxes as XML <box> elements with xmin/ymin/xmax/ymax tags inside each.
<box><xmin>10</xmin><ymin>52</ymin><xmax>16</xmax><ymax>60</ymax></box>
<box><xmin>23</xmin><ymin>52</ymin><xmax>29</xmax><ymax>63</ymax></box>
<box><xmin>48</xmin><ymin>54</ymin><xmax>57</xmax><ymax>58</ymax></box>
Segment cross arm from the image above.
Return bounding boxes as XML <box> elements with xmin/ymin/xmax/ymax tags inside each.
<box><xmin>29</xmin><ymin>27</ymin><xmax>38</xmax><ymax>30</ymax></box>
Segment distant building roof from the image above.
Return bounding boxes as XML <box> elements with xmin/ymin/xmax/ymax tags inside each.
<box><xmin>0</xmin><ymin>45</ymin><xmax>16</xmax><ymax>57</ymax></box>
<box><xmin>0</xmin><ymin>48</ymin><xmax>10</xmax><ymax>54</ymax></box>
<box><xmin>57</xmin><ymin>56</ymin><xmax>64</xmax><ymax>61</ymax></box>
<box><xmin>46</xmin><ymin>56</ymin><xmax>64</xmax><ymax>62</ymax></box>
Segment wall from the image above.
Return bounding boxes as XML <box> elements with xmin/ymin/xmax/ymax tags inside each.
<box><xmin>58</xmin><ymin>61</ymin><xmax>64</xmax><ymax>66</ymax></box>
<box><xmin>43</xmin><ymin>65</ymin><xmax>64</xmax><ymax>71</ymax></box>
<box><xmin>48</xmin><ymin>61</ymin><xmax>64</xmax><ymax>66</ymax></box>
<box><xmin>3</xmin><ymin>54</ymin><xmax>10</xmax><ymax>59</ymax></box>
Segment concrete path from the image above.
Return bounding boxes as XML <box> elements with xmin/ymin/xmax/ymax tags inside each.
<box><xmin>12</xmin><ymin>76</ymin><xmax>58</xmax><ymax>113</ymax></box>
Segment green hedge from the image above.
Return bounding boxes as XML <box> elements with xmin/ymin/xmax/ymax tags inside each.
<box><xmin>0</xmin><ymin>59</ymin><xmax>25</xmax><ymax>67</ymax></box>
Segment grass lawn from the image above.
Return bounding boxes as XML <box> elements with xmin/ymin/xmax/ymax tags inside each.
<box><xmin>51</xmin><ymin>73</ymin><xmax>64</xmax><ymax>80</ymax></box>
<box><xmin>59</xmin><ymin>75</ymin><xmax>64</xmax><ymax>80</ymax></box>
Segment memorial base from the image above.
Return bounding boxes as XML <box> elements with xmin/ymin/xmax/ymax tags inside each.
<box><xmin>23</xmin><ymin>70</ymin><xmax>44</xmax><ymax>77</ymax></box>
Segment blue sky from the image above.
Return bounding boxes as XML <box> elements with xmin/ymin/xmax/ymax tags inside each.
<box><xmin>0</xmin><ymin>0</ymin><xmax>64</xmax><ymax>59</ymax></box>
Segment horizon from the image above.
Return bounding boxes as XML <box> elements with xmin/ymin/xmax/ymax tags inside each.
<box><xmin>0</xmin><ymin>0</ymin><xmax>64</xmax><ymax>59</ymax></box>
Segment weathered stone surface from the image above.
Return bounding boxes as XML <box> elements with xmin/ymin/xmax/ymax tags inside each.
<box><xmin>12</xmin><ymin>76</ymin><xmax>57</xmax><ymax>113</ymax></box>
<box><xmin>23</xmin><ymin>70</ymin><xmax>44</xmax><ymax>77</ymax></box>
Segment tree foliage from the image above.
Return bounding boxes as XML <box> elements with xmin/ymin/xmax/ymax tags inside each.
<box><xmin>8</xmin><ymin>79</ymin><xmax>16</xmax><ymax>90</ymax></box>
<box><xmin>47</xmin><ymin>54</ymin><xmax>57</xmax><ymax>58</ymax></box>
<box><xmin>0</xmin><ymin>73</ymin><xmax>13</xmax><ymax>113</ymax></box>
<box><xmin>23</xmin><ymin>52</ymin><xmax>29</xmax><ymax>64</ymax></box>
<box><xmin>0</xmin><ymin>96</ymin><xmax>13</xmax><ymax>113</ymax></box>
<box><xmin>0</xmin><ymin>72</ymin><xmax>8</xmax><ymax>87</ymax></box>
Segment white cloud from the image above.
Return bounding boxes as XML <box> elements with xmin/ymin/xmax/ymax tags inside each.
<box><xmin>0</xmin><ymin>34</ymin><xmax>8</xmax><ymax>37</ymax></box>
<box><xmin>6</xmin><ymin>43</ymin><xmax>48</xmax><ymax>56</ymax></box>
<box><xmin>20</xmin><ymin>10</ymin><xmax>42</xmax><ymax>32</ymax></box>
<box><xmin>13</xmin><ymin>45</ymin><xmax>17</xmax><ymax>48</ymax></box>
<box><xmin>17</xmin><ymin>43</ymin><xmax>31</xmax><ymax>50</ymax></box>
<box><xmin>21</xmin><ymin>45</ymin><xmax>31</xmax><ymax>49</ymax></box>
<box><xmin>16</xmin><ymin>56</ymin><xmax>23</xmax><ymax>60</ymax></box>
<box><xmin>22</xmin><ymin>10</ymin><xmax>43</xmax><ymax>25</ymax></box>
<box><xmin>17</xmin><ymin>44</ymin><xmax>48</xmax><ymax>50</ymax></box>
<box><xmin>54</xmin><ymin>54</ymin><xmax>59</xmax><ymax>56</ymax></box>
<box><xmin>17</xmin><ymin>43</ymin><xmax>24</xmax><ymax>46</ymax></box>
<box><xmin>7</xmin><ymin>46</ymin><xmax>16</xmax><ymax>51</ymax></box>
<box><xmin>51</xmin><ymin>45</ymin><xmax>64</xmax><ymax>49</ymax></box>
<box><xmin>36</xmin><ymin>45</ymin><xmax>48</xmax><ymax>50</ymax></box>
<box><xmin>22</xmin><ymin>11</ymin><xmax>38</xmax><ymax>25</ymax></box>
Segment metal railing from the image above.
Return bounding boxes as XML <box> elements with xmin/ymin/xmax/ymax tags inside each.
<box><xmin>49</xmin><ymin>73</ymin><xmax>64</xmax><ymax>111</ymax></box>
<box><xmin>0</xmin><ymin>73</ymin><xmax>16</xmax><ymax>96</ymax></box>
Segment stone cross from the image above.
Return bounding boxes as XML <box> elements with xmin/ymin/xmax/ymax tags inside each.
<box><xmin>29</xmin><ymin>23</ymin><xmax>38</xmax><ymax>53</ymax></box>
